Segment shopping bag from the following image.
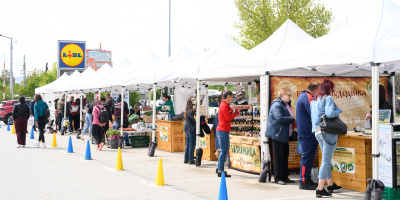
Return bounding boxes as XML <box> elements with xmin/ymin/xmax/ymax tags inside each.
<box><xmin>28</xmin><ymin>117</ymin><xmax>34</xmax><ymax>126</ymax></box>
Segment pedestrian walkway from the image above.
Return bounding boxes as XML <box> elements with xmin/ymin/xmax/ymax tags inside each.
<box><xmin>0</xmin><ymin>123</ymin><xmax>365</xmax><ymax>200</ymax></box>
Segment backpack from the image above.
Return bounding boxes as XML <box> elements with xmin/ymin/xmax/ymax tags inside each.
<box><xmin>44</xmin><ymin>108</ymin><xmax>50</xmax><ymax>119</ymax></box>
<box><xmin>96</xmin><ymin>106</ymin><xmax>109</xmax><ymax>123</ymax></box>
<box><xmin>114</xmin><ymin>102</ymin><xmax>128</xmax><ymax>119</ymax></box>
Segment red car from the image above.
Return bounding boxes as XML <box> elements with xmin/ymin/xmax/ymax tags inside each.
<box><xmin>0</xmin><ymin>100</ymin><xmax>32</xmax><ymax>125</ymax></box>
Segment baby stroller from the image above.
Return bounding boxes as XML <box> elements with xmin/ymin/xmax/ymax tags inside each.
<box><xmin>61</xmin><ymin>119</ymin><xmax>70</xmax><ymax>136</ymax></box>
<box><xmin>45</xmin><ymin>119</ymin><xmax>58</xmax><ymax>134</ymax></box>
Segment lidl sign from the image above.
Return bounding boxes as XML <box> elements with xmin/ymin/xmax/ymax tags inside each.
<box><xmin>58</xmin><ymin>41</ymin><xmax>86</xmax><ymax>68</ymax></box>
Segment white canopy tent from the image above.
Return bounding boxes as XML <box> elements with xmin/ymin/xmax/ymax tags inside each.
<box><xmin>262</xmin><ymin>0</ymin><xmax>400</xmax><ymax>180</ymax></box>
<box><xmin>54</xmin><ymin>67</ymin><xmax>94</xmax><ymax>94</ymax></box>
<box><xmin>35</xmin><ymin>73</ymin><xmax>69</xmax><ymax>94</ymax></box>
<box><xmin>77</xmin><ymin>64</ymin><xmax>113</xmax><ymax>94</ymax></box>
<box><xmin>199</xmin><ymin>19</ymin><xmax>314</xmax><ymax>82</ymax></box>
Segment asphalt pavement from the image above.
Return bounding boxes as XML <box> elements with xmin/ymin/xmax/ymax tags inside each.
<box><xmin>0</xmin><ymin>123</ymin><xmax>365</xmax><ymax>200</ymax></box>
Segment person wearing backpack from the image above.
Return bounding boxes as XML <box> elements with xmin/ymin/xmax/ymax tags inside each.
<box><xmin>112</xmin><ymin>95</ymin><xmax>130</xmax><ymax>146</ymax></box>
<box><xmin>34</xmin><ymin>94</ymin><xmax>49</xmax><ymax>148</ymax></box>
<box><xmin>13</xmin><ymin>96</ymin><xmax>30</xmax><ymax>148</ymax></box>
<box><xmin>92</xmin><ymin>100</ymin><xmax>108</xmax><ymax>151</ymax></box>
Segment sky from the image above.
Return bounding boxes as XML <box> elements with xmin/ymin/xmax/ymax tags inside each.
<box><xmin>0</xmin><ymin>0</ymin><xmax>379</xmax><ymax>78</ymax></box>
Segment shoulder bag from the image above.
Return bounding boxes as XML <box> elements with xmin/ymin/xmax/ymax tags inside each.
<box><xmin>319</xmin><ymin>96</ymin><xmax>347</xmax><ymax>135</ymax></box>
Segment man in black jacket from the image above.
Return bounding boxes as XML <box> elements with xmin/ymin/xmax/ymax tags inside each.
<box><xmin>67</xmin><ymin>96</ymin><xmax>74</xmax><ymax>133</ymax></box>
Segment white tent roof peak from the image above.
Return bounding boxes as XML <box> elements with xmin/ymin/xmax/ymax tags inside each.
<box><xmin>267</xmin><ymin>0</ymin><xmax>400</xmax><ymax>73</ymax></box>
<box><xmin>201</xmin><ymin>35</ymin><xmax>247</xmax><ymax>66</ymax></box>
<box><xmin>116</xmin><ymin>58</ymin><xmax>133</xmax><ymax>70</ymax></box>
<box><xmin>251</xmin><ymin>19</ymin><xmax>314</xmax><ymax>55</ymax></box>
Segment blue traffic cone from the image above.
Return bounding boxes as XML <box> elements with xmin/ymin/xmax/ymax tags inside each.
<box><xmin>7</xmin><ymin>122</ymin><xmax>10</xmax><ymax>131</ymax></box>
<box><xmin>0</xmin><ymin>121</ymin><xmax>2</xmax><ymax>128</ymax></box>
<box><xmin>84</xmin><ymin>140</ymin><xmax>92</xmax><ymax>160</ymax></box>
<box><xmin>30</xmin><ymin>127</ymin><xmax>34</xmax><ymax>139</ymax></box>
<box><xmin>218</xmin><ymin>173</ymin><xmax>228</xmax><ymax>200</ymax></box>
<box><xmin>67</xmin><ymin>136</ymin><xmax>73</xmax><ymax>153</ymax></box>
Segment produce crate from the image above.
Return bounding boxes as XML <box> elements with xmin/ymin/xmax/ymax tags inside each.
<box><xmin>128</xmin><ymin>135</ymin><xmax>150</xmax><ymax>148</ymax></box>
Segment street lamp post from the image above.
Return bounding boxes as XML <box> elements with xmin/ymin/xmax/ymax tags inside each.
<box><xmin>0</xmin><ymin>34</ymin><xmax>13</xmax><ymax>100</ymax></box>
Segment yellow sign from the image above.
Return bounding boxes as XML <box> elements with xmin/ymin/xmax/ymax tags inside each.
<box><xmin>229</xmin><ymin>143</ymin><xmax>261</xmax><ymax>173</ymax></box>
<box><xmin>60</xmin><ymin>44</ymin><xmax>84</xmax><ymax>67</ymax></box>
<box><xmin>159</xmin><ymin>126</ymin><xmax>168</xmax><ymax>141</ymax></box>
<box><xmin>331</xmin><ymin>147</ymin><xmax>356</xmax><ymax>174</ymax></box>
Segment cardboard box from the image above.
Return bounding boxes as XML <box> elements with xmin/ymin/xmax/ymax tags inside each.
<box><xmin>144</xmin><ymin>116</ymin><xmax>153</xmax><ymax>123</ymax></box>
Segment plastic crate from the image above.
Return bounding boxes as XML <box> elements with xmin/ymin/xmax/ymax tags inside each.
<box><xmin>128</xmin><ymin>135</ymin><xmax>150</xmax><ymax>148</ymax></box>
<box><xmin>383</xmin><ymin>187</ymin><xmax>400</xmax><ymax>200</ymax></box>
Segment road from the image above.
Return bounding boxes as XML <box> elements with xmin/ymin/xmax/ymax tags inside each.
<box><xmin>0</xmin><ymin>123</ymin><xmax>365</xmax><ymax>200</ymax></box>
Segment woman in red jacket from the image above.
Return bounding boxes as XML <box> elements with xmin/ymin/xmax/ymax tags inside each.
<box><xmin>216</xmin><ymin>91</ymin><xmax>239</xmax><ymax>177</ymax></box>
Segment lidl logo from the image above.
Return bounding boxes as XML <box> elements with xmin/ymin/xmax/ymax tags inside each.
<box><xmin>60</xmin><ymin>44</ymin><xmax>84</xmax><ymax>67</ymax></box>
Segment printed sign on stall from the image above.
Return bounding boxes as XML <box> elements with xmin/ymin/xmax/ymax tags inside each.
<box><xmin>199</xmin><ymin>137</ymin><xmax>207</xmax><ymax>148</ymax></box>
<box><xmin>229</xmin><ymin>143</ymin><xmax>261</xmax><ymax>173</ymax></box>
<box><xmin>270</xmin><ymin>76</ymin><xmax>388</xmax><ymax>130</ymax></box>
<box><xmin>331</xmin><ymin>147</ymin><xmax>356</xmax><ymax>174</ymax></box>
<box><xmin>159</xmin><ymin>126</ymin><xmax>168</xmax><ymax>141</ymax></box>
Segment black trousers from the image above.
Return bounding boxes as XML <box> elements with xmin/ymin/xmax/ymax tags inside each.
<box><xmin>73</xmin><ymin>115</ymin><xmax>80</xmax><ymax>130</ymax></box>
<box><xmin>38</xmin><ymin>116</ymin><xmax>46</xmax><ymax>143</ymax></box>
<box><xmin>271</xmin><ymin>139</ymin><xmax>289</xmax><ymax>182</ymax></box>
<box><xmin>92</xmin><ymin>124</ymin><xmax>104</xmax><ymax>146</ymax></box>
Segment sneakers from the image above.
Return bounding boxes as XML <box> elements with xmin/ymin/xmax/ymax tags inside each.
<box><xmin>327</xmin><ymin>183</ymin><xmax>342</xmax><ymax>193</ymax></box>
<box><xmin>316</xmin><ymin>188</ymin><xmax>332</xmax><ymax>198</ymax></box>
<box><xmin>285</xmin><ymin>179</ymin><xmax>295</xmax><ymax>183</ymax></box>
<box><xmin>299</xmin><ymin>179</ymin><xmax>318</xmax><ymax>190</ymax></box>
<box><xmin>218</xmin><ymin>172</ymin><xmax>231</xmax><ymax>178</ymax></box>
<box><xmin>184</xmin><ymin>160</ymin><xmax>189</xmax><ymax>164</ymax></box>
<box><xmin>276</xmin><ymin>180</ymin><xmax>286</xmax><ymax>185</ymax></box>
<box><xmin>98</xmin><ymin>142</ymin><xmax>105</xmax><ymax>151</ymax></box>
<box><xmin>21</xmin><ymin>145</ymin><xmax>25</xmax><ymax>148</ymax></box>
<box><xmin>17</xmin><ymin>145</ymin><xmax>21</xmax><ymax>148</ymax></box>
<box><xmin>34</xmin><ymin>141</ymin><xmax>40</xmax><ymax>148</ymax></box>
<box><xmin>41</xmin><ymin>142</ymin><xmax>46</xmax><ymax>148</ymax></box>
<box><xmin>188</xmin><ymin>160</ymin><xmax>195</xmax><ymax>165</ymax></box>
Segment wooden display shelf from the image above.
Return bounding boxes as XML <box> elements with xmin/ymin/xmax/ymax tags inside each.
<box><xmin>234</xmin><ymin>116</ymin><xmax>253</xmax><ymax>119</ymax></box>
<box><xmin>197</xmin><ymin>127</ymin><xmax>218</xmax><ymax>161</ymax></box>
<box><xmin>156</xmin><ymin>120</ymin><xmax>185</xmax><ymax>152</ymax></box>
<box><xmin>231</xmin><ymin>105</ymin><xmax>253</xmax><ymax>110</ymax></box>
<box><xmin>231</xmin><ymin>124</ymin><xmax>253</xmax><ymax>128</ymax></box>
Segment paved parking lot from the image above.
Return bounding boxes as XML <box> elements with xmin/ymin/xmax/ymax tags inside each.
<box><xmin>0</xmin><ymin>123</ymin><xmax>365</xmax><ymax>200</ymax></box>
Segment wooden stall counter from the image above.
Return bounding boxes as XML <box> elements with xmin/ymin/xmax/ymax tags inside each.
<box><xmin>318</xmin><ymin>131</ymin><xmax>372</xmax><ymax>192</ymax></box>
<box><xmin>198</xmin><ymin>126</ymin><xmax>218</xmax><ymax>161</ymax></box>
<box><xmin>156</xmin><ymin>120</ymin><xmax>185</xmax><ymax>152</ymax></box>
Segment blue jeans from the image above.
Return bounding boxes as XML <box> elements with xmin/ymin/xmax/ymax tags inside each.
<box><xmin>184</xmin><ymin>132</ymin><xmax>196</xmax><ymax>162</ymax></box>
<box><xmin>316</xmin><ymin>132</ymin><xmax>338</xmax><ymax>180</ymax></box>
<box><xmin>83</xmin><ymin>113</ymin><xmax>93</xmax><ymax>135</ymax></box>
<box><xmin>217</xmin><ymin>130</ymin><xmax>230</xmax><ymax>172</ymax></box>
<box><xmin>68</xmin><ymin>116</ymin><xmax>73</xmax><ymax>132</ymax></box>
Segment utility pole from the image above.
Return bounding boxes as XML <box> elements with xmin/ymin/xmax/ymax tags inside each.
<box><xmin>23</xmin><ymin>55</ymin><xmax>26</xmax><ymax>87</ymax></box>
<box><xmin>10</xmin><ymin>37</ymin><xmax>13</xmax><ymax>100</ymax></box>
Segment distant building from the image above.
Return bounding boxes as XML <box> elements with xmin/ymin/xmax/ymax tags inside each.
<box><xmin>85</xmin><ymin>45</ymin><xmax>112</xmax><ymax>71</ymax></box>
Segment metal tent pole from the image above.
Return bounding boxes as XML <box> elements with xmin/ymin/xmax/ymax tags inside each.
<box><xmin>152</xmin><ymin>84</ymin><xmax>157</xmax><ymax>142</ymax></box>
<box><xmin>196</xmin><ymin>80</ymin><xmax>201</xmax><ymax>148</ymax></box>
<box><xmin>391</xmin><ymin>73</ymin><xmax>396</xmax><ymax>123</ymax></box>
<box><xmin>121</xmin><ymin>86</ymin><xmax>124</xmax><ymax>136</ymax></box>
<box><xmin>371</xmin><ymin>62</ymin><xmax>380</xmax><ymax>179</ymax></box>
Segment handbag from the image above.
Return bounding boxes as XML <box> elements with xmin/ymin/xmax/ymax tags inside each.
<box><xmin>319</xmin><ymin>96</ymin><xmax>347</xmax><ymax>135</ymax></box>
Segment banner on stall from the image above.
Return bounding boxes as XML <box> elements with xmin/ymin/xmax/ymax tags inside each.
<box><xmin>270</xmin><ymin>76</ymin><xmax>388</xmax><ymax>130</ymax></box>
<box><xmin>229</xmin><ymin>143</ymin><xmax>261</xmax><ymax>174</ymax></box>
<box><xmin>331</xmin><ymin>147</ymin><xmax>356</xmax><ymax>174</ymax></box>
<box><xmin>159</xmin><ymin>126</ymin><xmax>168</xmax><ymax>141</ymax></box>
<box><xmin>199</xmin><ymin>137</ymin><xmax>206</xmax><ymax>148</ymax></box>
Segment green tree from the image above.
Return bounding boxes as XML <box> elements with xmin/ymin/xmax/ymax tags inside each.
<box><xmin>234</xmin><ymin>0</ymin><xmax>333</xmax><ymax>49</ymax></box>
<box><xmin>20</xmin><ymin>63</ymin><xmax>57</xmax><ymax>99</ymax></box>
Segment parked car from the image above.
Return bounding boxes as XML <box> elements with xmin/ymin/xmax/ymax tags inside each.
<box><xmin>0</xmin><ymin>100</ymin><xmax>32</xmax><ymax>125</ymax></box>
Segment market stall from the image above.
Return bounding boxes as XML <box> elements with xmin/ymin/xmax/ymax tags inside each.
<box><xmin>263</xmin><ymin>0</ymin><xmax>400</xmax><ymax>192</ymax></box>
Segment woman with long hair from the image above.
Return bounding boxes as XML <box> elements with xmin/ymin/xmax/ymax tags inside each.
<box><xmin>13</xmin><ymin>96</ymin><xmax>30</xmax><ymax>148</ymax></box>
<box><xmin>311</xmin><ymin>80</ymin><xmax>342</xmax><ymax>198</ymax></box>
<box><xmin>216</xmin><ymin>91</ymin><xmax>239</xmax><ymax>177</ymax></box>
<box><xmin>34</xmin><ymin>94</ymin><xmax>49</xmax><ymax>148</ymax></box>
<box><xmin>92</xmin><ymin>100</ymin><xmax>106</xmax><ymax>150</ymax></box>
<box><xmin>265</xmin><ymin>86</ymin><xmax>295</xmax><ymax>185</ymax></box>
<box><xmin>183</xmin><ymin>98</ymin><xmax>196</xmax><ymax>164</ymax></box>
